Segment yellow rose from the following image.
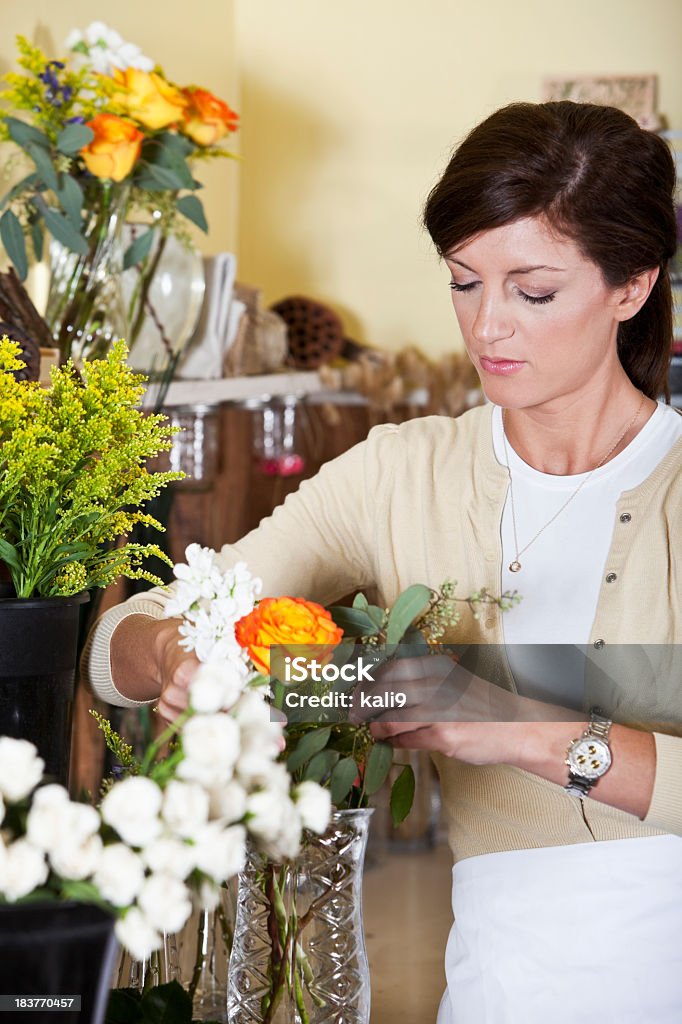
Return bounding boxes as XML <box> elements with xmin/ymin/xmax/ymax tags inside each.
<box><xmin>112</xmin><ymin>68</ymin><xmax>187</xmax><ymax>131</ymax></box>
<box><xmin>182</xmin><ymin>88</ymin><xmax>239</xmax><ymax>147</ymax></box>
<box><xmin>81</xmin><ymin>114</ymin><xmax>144</xmax><ymax>182</ymax></box>
<box><xmin>235</xmin><ymin>597</ymin><xmax>344</xmax><ymax>676</ymax></box>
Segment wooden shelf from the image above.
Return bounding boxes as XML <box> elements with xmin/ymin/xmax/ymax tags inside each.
<box><xmin>163</xmin><ymin>371</ymin><xmax>328</xmax><ymax>408</ymax></box>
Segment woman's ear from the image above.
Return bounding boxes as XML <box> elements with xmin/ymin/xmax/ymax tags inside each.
<box><xmin>612</xmin><ymin>267</ymin><xmax>660</xmax><ymax>322</ymax></box>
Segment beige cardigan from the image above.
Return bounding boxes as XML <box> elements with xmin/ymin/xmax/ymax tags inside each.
<box><xmin>86</xmin><ymin>404</ymin><xmax>682</xmax><ymax>862</ymax></box>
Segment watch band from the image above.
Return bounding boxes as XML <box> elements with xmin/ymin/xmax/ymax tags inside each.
<box><xmin>565</xmin><ymin>707</ymin><xmax>613</xmax><ymax>800</ymax></box>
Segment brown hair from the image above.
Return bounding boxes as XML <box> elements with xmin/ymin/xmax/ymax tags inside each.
<box><xmin>423</xmin><ymin>101</ymin><xmax>678</xmax><ymax>400</ymax></box>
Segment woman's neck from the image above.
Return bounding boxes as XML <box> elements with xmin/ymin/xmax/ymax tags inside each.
<box><xmin>502</xmin><ymin>383</ymin><xmax>656</xmax><ymax>475</ymax></box>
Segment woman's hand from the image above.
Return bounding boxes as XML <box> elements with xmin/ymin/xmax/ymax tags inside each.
<box><xmin>351</xmin><ymin>652</ymin><xmax>582</xmax><ymax>766</ymax></box>
<box><xmin>152</xmin><ymin>618</ymin><xmax>201</xmax><ymax>723</ymax></box>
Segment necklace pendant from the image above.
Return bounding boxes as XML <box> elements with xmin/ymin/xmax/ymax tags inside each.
<box><xmin>509</xmin><ymin>560</ymin><xmax>522</xmax><ymax>573</ymax></box>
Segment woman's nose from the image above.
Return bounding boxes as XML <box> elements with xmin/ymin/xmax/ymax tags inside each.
<box><xmin>471</xmin><ymin>293</ymin><xmax>514</xmax><ymax>344</ymax></box>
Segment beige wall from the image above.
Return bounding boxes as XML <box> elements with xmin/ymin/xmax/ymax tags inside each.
<box><xmin>1</xmin><ymin>2</ymin><xmax>680</xmax><ymax>358</ymax></box>
<box><xmin>235</xmin><ymin>0</ymin><xmax>682</xmax><ymax>357</ymax></box>
<box><xmin>0</xmin><ymin>0</ymin><xmax>239</xmax><ymax>254</ymax></box>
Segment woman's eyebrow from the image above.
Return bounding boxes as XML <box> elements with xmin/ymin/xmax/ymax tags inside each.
<box><xmin>448</xmin><ymin>258</ymin><xmax>567</xmax><ymax>274</ymax></box>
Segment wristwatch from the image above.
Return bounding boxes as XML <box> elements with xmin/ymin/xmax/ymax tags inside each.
<box><xmin>565</xmin><ymin>707</ymin><xmax>613</xmax><ymax>799</ymax></box>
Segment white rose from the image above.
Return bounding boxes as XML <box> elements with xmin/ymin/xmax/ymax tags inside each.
<box><xmin>27</xmin><ymin>787</ymin><xmax>99</xmax><ymax>853</ymax></box>
<box><xmin>50</xmin><ymin>833</ymin><xmax>103</xmax><ymax>881</ymax></box>
<box><xmin>0</xmin><ymin>738</ymin><xmax>44</xmax><ymax>802</ymax></box>
<box><xmin>115</xmin><ymin>907</ymin><xmax>161</xmax><ymax>961</ymax></box>
<box><xmin>208</xmin><ymin>780</ymin><xmax>247</xmax><ymax>824</ymax></box>
<box><xmin>137</xmin><ymin>873</ymin><xmax>192</xmax><ymax>934</ymax></box>
<box><xmin>101</xmin><ymin>777</ymin><xmax>163</xmax><ymax>847</ymax></box>
<box><xmin>245</xmin><ymin>790</ymin><xmax>290</xmax><ymax>843</ymax></box>
<box><xmin>93</xmin><ymin>845</ymin><xmax>145</xmax><ymax>906</ymax></box>
<box><xmin>0</xmin><ymin>840</ymin><xmax>48</xmax><ymax>901</ymax></box>
<box><xmin>142</xmin><ymin>837</ymin><xmax>195</xmax><ymax>879</ymax></box>
<box><xmin>192</xmin><ymin>823</ymin><xmax>246</xmax><ymax>882</ymax></box>
<box><xmin>162</xmin><ymin>780</ymin><xmax>209</xmax><ymax>839</ymax></box>
<box><xmin>177</xmin><ymin>715</ymin><xmax>240</xmax><ymax>788</ymax></box>
<box><xmin>294</xmin><ymin>782</ymin><xmax>332</xmax><ymax>835</ymax></box>
<box><xmin>239</xmin><ymin>760</ymin><xmax>291</xmax><ymax>796</ymax></box>
<box><xmin>194</xmin><ymin>879</ymin><xmax>221</xmax><ymax>911</ymax></box>
<box><xmin>231</xmin><ymin>689</ymin><xmax>271</xmax><ymax>729</ymax></box>
<box><xmin>189</xmin><ymin>661</ymin><xmax>246</xmax><ymax>714</ymax></box>
<box><xmin>263</xmin><ymin>812</ymin><xmax>303</xmax><ymax>861</ymax></box>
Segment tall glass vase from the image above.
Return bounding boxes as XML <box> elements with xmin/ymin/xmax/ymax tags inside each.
<box><xmin>46</xmin><ymin>180</ymin><xmax>129</xmax><ymax>365</ymax></box>
<box><xmin>228</xmin><ymin>809</ymin><xmax>373</xmax><ymax>1024</ymax></box>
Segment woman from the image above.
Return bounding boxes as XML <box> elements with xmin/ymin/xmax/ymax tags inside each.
<box><xmin>86</xmin><ymin>102</ymin><xmax>682</xmax><ymax>1021</ymax></box>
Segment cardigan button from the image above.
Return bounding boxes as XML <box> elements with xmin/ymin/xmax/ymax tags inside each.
<box><xmin>593</xmin><ymin>639</ymin><xmax>605</xmax><ymax>649</ymax></box>
<box><xmin>605</xmin><ymin>572</ymin><xmax>617</xmax><ymax>583</ymax></box>
<box><xmin>619</xmin><ymin>512</ymin><xmax>632</xmax><ymax>523</ymax></box>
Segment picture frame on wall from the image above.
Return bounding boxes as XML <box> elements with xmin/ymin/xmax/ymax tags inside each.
<box><xmin>542</xmin><ymin>74</ymin><xmax>661</xmax><ymax>129</ymax></box>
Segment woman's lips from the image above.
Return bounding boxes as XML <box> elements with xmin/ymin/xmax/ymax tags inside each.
<box><xmin>479</xmin><ymin>356</ymin><xmax>525</xmax><ymax>376</ymax></box>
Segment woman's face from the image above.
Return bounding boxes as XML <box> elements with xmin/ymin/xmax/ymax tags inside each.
<box><xmin>444</xmin><ymin>216</ymin><xmax>629</xmax><ymax>410</ymax></box>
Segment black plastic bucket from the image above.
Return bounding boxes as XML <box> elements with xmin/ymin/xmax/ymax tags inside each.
<box><xmin>0</xmin><ymin>902</ymin><xmax>118</xmax><ymax>1024</ymax></box>
<box><xmin>0</xmin><ymin>588</ymin><xmax>90</xmax><ymax>785</ymax></box>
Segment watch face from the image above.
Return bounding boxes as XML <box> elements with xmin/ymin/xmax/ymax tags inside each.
<box><xmin>567</xmin><ymin>737</ymin><xmax>612</xmax><ymax>780</ymax></box>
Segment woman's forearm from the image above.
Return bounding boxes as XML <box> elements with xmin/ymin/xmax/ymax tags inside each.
<box><xmin>516</xmin><ymin>720</ymin><xmax>656</xmax><ymax>820</ymax></box>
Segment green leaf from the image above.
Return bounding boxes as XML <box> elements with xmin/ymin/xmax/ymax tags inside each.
<box><xmin>104</xmin><ymin>988</ymin><xmax>143</xmax><ymax>1024</ymax></box>
<box><xmin>329</xmin><ymin>605</ymin><xmax>380</xmax><ymax>637</ymax></box>
<box><xmin>140</xmin><ymin>163</ymin><xmax>185</xmax><ymax>191</ymax></box>
<box><xmin>55</xmin><ymin>175</ymin><xmax>83</xmax><ymax>229</ymax></box>
<box><xmin>25</xmin><ymin>142</ymin><xmax>59</xmax><ymax>192</ymax></box>
<box><xmin>363</xmin><ymin>741</ymin><xmax>394</xmax><ymax>796</ymax></box>
<box><xmin>287</xmin><ymin>727</ymin><xmax>332</xmax><ymax>773</ymax></box>
<box><xmin>352</xmin><ymin>592</ymin><xmax>369</xmax><ymax>611</ymax></box>
<box><xmin>56</xmin><ymin>122</ymin><xmax>94</xmax><ymax>156</ymax></box>
<box><xmin>176</xmin><ymin>194</ymin><xmax>208</xmax><ymax>232</ymax></box>
<box><xmin>138</xmin><ymin>980</ymin><xmax>192</xmax><ymax>1023</ymax></box>
<box><xmin>330</xmin><ymin>756</ymin><xmax>359</xmax><ymax>805</ymax></box>
<box><xmin>153</xmin><ymin>131</ymin><xmax>194</xmax><ymax>157</ymax></box>
<box><xmin>0</xmin><ymin>171</ymin><xmax>40</xmax><ymax>211</ymax></box>
<box><xmin>123</xmin><ymin>228</ymin><xmax>156</xmax><ymax>270</ymax></box>
<box><xmin>303</xmin><ymin>748</ymin><xmax>340</xmax><ymax>782</ymax></box>
<box><xmin>4</xmin><ymin>116</ymin><xmax>51</xmax><ymax>151</ymax></box>
<box><xmin>0</xmin><ymin>209</ymin><xmax>28</xmax><ymax>280</ymax></box>
<box><xmin>390</xmin><ymin>764</ymin><xmax>415</xmax><ymax>826</ymax></box>
<box><xmin>29</xmin><ymin>217</ymin><xmax>44</xmax><ymax>262</ymax></box>
<box><xmin>386</xmin><ymin>584</ymin><xmax>432</xmax><ymax>645</ymax></box>
<box><xmin>0</xmin><ymin>536</ymin><xmax>21</xmax><ymax>572</ymax></box>
<box><xmin>39</xmin><ymin>203</ymin><xmax>88</xmax><ymax>255</ymax></box>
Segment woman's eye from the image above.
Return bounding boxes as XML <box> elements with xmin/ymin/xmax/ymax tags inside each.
<box><xmin>449</xmin><ymin>281</ymin><xmax>477</xmax><ymax>293</ymax></box>
<box><xmin>518</xmin><ymin>290</ymin><xmax>556</xmax><ymax>305</ymax></box>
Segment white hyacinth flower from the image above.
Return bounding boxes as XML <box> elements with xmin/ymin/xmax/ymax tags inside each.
<box><xmin>162</xmin><ymin>780</ymin><xmax>210</xmax><ymax>839</ymax></box>
<box><xmin>49</xmin><ymin>833</ymin><xmax>103</xmax><ymax>881</ymax></box>
<box><xmin>177</xmin><ymin>714</ymin><xmax>241</xmax><ymax>788</ymax></box>
<box><xmin>0</xmin><ymin>738</ymin><xmax>45</xmax><ymax>803</ymax></box>
<box><xmin>189</xmin><ymin>660</ymin><xmax>247</xmax><ymax>713</ymax></box>
<box><xmin>293</xmin><ymin>782</ymin><xmax>332</xmax><ymax>835</ymax></box>
<box><xmin>137</xmin><ymin>873</ymin><xmax>192</xmax><ymax>935</ymax></box>
<box><xmin>93</xmin><ymin>845</ymin><xmax>145</xmax><ymax>906</ymax></box>
<box><xmin>0</xmin><ymin>840</ymin><xmax>48</xmax><ymax>901</ymax></box>
<box><xmin>101</xmin><ymin>776</ymin><xmax>163</xmax><ymax>848</ymax></box>
<box><xmin>192</xmin><ymin>823</ymin><xmax>246</xmax><ymax>882</ymax></box>
<box><xmin>141</xmin><ymin>837</ymin><xmax>195</xmax><ymax>880</ymax></box>
<box><xmin>115</xmin><ymin>907</ymin><xmax>161</xmax><ymax>962</ymax></box>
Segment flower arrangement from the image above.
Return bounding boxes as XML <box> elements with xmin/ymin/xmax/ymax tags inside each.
<box><xmin>0</xmin><ymin>335</ymin><xmax>178</xmax><ymax>597</ymax></box>
<box><xmin>0</xmin><ymin>669</ymin><xmax>330</xmax><ymax>963</ymax></box>
<box><xmin>168</xmin><ymin>544</ymin><xmax>520</xmax><ymax>822</ymax></box>
<box><xmin>164</xmin><ymin>544</ymin><xmax>519</xmax><ymax>1021</ymax></box>
<box><xmin>0</xmin><ymin>23</ymin><xmax>238</xmax><ymax>362</ymax></box>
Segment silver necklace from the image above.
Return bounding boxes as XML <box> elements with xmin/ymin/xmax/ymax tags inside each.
<box><xmin>501</xmin><ymin>392</ymin><xmax>645</xmax><ymax>573</ymax></box>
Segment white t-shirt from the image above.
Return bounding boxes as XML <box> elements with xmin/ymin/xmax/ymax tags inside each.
<box><xmin>491</xmin><ymin>402</ymin><xmax>682</xmax><ymax>704</ymax></box>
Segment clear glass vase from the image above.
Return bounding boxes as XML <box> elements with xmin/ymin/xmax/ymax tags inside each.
<box><xmin>187</xmin><ymin>883</ymin><xmax>236</xmax><ymax>1022</ymax></box>
<box><xmin>228</xmin><ymin>809</ymin><xmax>373</xmax><ymax>1024</ymax></box>
<box><xmin>46</xmin><ymin>180</ymin><xmax>129</xmax><ymax>365</ymax></box>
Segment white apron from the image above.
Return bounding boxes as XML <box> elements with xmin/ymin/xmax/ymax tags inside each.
<box><xmin>436</xmin><ymin>834</ymin><xmax>682</xmax><ymax>1024</ymax></box>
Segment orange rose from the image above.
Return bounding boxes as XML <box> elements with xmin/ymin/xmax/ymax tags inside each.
<box><xmin>81</xmin><ymin>114</ymin><xmax>144</xmax><ymax>182</ymax></box>
<box><xmin>235</xmin><ymin>597</ymin><xmax>343</xmax><ymax>676</ymax></box>
<box><xmin>112</xmin><ymin>68</ymin><xmax>187</xmax><ymax>131</ymax></box>
<box><xmin>182</xmin><ymin>87</ymin><xmax>239</xmax><ymax>147</ymax></box>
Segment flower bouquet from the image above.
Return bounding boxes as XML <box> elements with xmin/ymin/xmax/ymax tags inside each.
<box><xmin>0</xmin><ymin>654</ymin><xmax>330</xmax><ymax>1024</ymax></box>
<box><xmin>163</xmin><ymin>545</ymin><xmax>519</xmax><ymax>1023</ymax></box>
<box><xmin>0</xmin><ymin>22</ymin><xmax>239</xmax><ymax>368</ymax></box>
